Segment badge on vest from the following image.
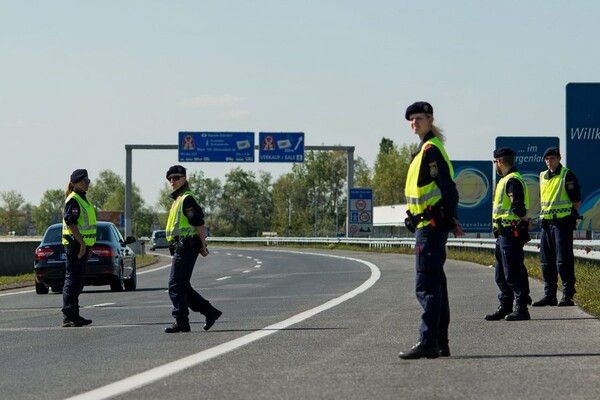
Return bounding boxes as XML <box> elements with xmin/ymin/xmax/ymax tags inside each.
<box><xmin>428</xmin><ymin>162</ymin><xmax>438</xmax><ymax>178</ymax></box>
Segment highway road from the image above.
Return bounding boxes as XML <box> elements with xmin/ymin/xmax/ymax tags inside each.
<box><xmin>0</xmin><ymin>247</ymin><xmax>599</xmax><ymax>400</ymax></box>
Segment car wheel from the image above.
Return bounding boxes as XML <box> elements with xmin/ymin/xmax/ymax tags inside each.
<box><xmin>35</xmin><ymin>281</ymin><xmax>49</xmax><ymax>295</ymax></box>
<box><xmin>110</xmin><ymin>267</ymin><xmax>124</xmax><ymax>292</ymax></box>
<box><xmin>124</xmin><ymin>263</ymin><xmax>137</xmax><ymax>291</ymax></box>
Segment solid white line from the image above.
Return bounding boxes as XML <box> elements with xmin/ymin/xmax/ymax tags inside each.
<box><xmin>64</xmin><ymin>251</ymin><xmax>381</xmax><ymax>400</ymax></box>
<box><xmin>0</xmin><ymin>289</ymin><xmax>35</xmax><ymax>297</ymax></box>
<box><xmin>242</xmin><ymin>270</ymin><xmax>251</xmax><ymax>274</ymax></box>
<box><xmin>215</xmin><ymin>276</ymin><xmax>232</xmax><ymax>281</ymax></box>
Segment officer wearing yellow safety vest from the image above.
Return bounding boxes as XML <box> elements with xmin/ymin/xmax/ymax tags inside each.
<box><xmin>399</xmin><ymin>101</ymin><xmax>464</xmax><ymax>360</ymax></box>
<box><xmin>532</xmin><ymin>146</ymin><xmax>581</xmax><ymax>308</ymax></box>
<box><xmin>485</xmin><ymin>147</ymin><xmax>532</xmax><ymax>322</ymax></box>
<box><xmin>164</xmin><ymin>165</ymin><xmax>222</xmax><ymax>333</ymax></box>
<box><xmin>61</xmin><ymin>169</ymin><xmax>96</xmax><ymax>327</ymax></box>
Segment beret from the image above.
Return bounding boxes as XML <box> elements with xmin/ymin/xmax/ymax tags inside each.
<box><xmin>405</xmin><ymin>101</ymin><xmax>434</xmax><ymax>120</ymax></box>
<box><xmin>70</xmin><ymin>169</ymin><xmax>88</xmax><ymax>184</ymax></box>
<box><xmin>493</xmin><ymin>147</ymin><xmax>516</xmax><ymax>158</ymax></box>
<box><xmin>166</xmin><ymin>165</ymin><xmax>186</xmax><ymax>179</ymax></box>
<box><xmin>543</xmin><ymin>146</ymin><xmax>560</xmax><ymax>158</ymax></box>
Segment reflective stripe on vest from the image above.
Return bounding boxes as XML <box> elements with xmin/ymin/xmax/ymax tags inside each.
<box><xmin>492</xmin><ymin>172</ymin><xmax>529</xmax><ymax>228</ymax></box>
<box><xmin>165</xmin><ymin>191</ymin><xmax>197</xmax><ymax>242</ymax></box>
<box><xmin>404</xmin><ymin>136</ymin><xmax>454</xmax><ymax>228</ymax></box>
<box><xmin>62</xmin><ymin>192</ymin><xmax>97</xmax><ymax>246</ymax></box>
<box><xmin>539</xmin><ymin>167</ymin><xmax>572</xmax><ymax>220</ymax></box>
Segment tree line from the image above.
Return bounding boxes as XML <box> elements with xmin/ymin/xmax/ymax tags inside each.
<box><xmin>0</xmin><ymin>139</ymin><xmax>417</xmax><ymax>238</ymax></box>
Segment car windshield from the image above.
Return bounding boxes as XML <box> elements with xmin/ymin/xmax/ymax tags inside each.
<box><xmin>44</xmin><ymin>225</ymin><xmax>111</xmax><ymax>244</ymax></box>
<box><xmin>155</xmin><ymin>231</ymin><xmax>166</xmax><ymax>238</ymax></box>
<box><xmin>43</xmin><ymin>226</ymin><xmax>63</xmax><ymax>244</ymax></box>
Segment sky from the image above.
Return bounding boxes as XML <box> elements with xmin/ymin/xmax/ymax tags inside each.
<box><xmin>2</xmin><ymin>0</ymin><xmax>600</xmax><ymax>208</ymax></box>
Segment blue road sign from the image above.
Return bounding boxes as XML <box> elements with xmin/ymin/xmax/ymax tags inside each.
<box><xmin>258</xmin><ymin>132</ymin><xmax>304</xmax><ymax>163</ymax></box>
<box><xmin>348</xmin><ymin>188</ymin><xmax>373</xmax><ymax>237</ymax></box>
<box><xmin>566</xmin><ymin>83</ymin><xmax>600</xmax><ymax>230</ymax></box>
<box><xmin>178</xmin><ymin>132</ymin><xmax>255</xmax><ymax>162</ymax></box>
<box><xmin>454</xmin><ymin>161</ymin><xmax>493</xmax><ymax>233</ymax></box>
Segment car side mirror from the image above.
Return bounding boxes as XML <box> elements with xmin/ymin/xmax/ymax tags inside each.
<box><xmin>124</xmin><ymin>236</ymin><xmax>136</xmax><ymax>245</ymax></box>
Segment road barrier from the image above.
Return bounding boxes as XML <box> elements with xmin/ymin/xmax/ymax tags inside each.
<box><xmin>2</xmin><ymin>236</ymin><xmax>599</xmax><ymax>276</ymax></box>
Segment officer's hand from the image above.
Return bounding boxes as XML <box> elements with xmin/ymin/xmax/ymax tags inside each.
<box><xmin>200</xmin><ymin>243</ymin><xmax>209</xmax><ymax>257</ymax></box>
<box><xmin>77</xmin><ymin>245</ymin><xmax>87</xmax><ymax>259</ymax></box>
<box><xmin>528</xmin><ymin>219</ymin><xmax>536</xmax><ymax>229</ymax></box>
<box><xmin>451</xmin><ymin>218</ymin><xmax>465</xmax><ymax>237</ymax></box>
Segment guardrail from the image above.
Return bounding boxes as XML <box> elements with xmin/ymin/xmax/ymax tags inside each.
<box><xmin>207</xmin><ymin>236</ymin><xmax>600</xmax><ymax>262</ymax></box>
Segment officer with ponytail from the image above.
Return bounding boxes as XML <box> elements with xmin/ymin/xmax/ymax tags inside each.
<box><xmin>61</xmin><ymin>169</ymin><xmax>95</xmax><ymax>327</ymax></box>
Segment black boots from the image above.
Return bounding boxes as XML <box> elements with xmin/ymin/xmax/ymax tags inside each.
<box><xmin>532</xmin><ymin>296</ymin><xmax>558</xmax><ymax>307</ymax></box>
<box><xmin>484</xmin><ymin>306</ymin><xmax>513</xmax><ymax>321</ymax></box>
<box><xmin>504</xmin><ymin>307</ymin><xmax>531</xmax><ymax>321</ymax></box>
<box><xmin>165</xmin><ymin>322</ymin><xmax>191</xmax><ymax>333</ymax></box>
<box><xmin>204</xmin><ymin>309</ymin><xmax>222</xmax><ymax>331</ymax></box>
<box><xmin>62</xmin><ymin>315</ymin><xmax>92</xmax><ymax>328</ymax></box>
<box><xmin>399</xmin><ymin>342</ymin><xmax>440</xmax><ymax>360</ymax></box>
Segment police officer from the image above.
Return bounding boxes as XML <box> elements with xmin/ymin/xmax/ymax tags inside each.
<box><xmin>62</xmin><ymin>169</ymin><xmax>95</xmax><ymax>327</ymax></box>
<box><xmin>164</xmin><ymin>165</ymin><xmax>222</xmax><ymax>333</ymax></box>
<box><xmin>533</xmin><ymin>146</ymin><xmax>581</xmax><ymax>307</ymax></box>
<box><xmin>485</xmin><ymin>147</ymin><xmax>532</xmax><ymax>321</ymax></box>
<box><xmin>399</xmin><ymin>101</ymin><xmax>464</xmax><ymax>360</ymax></box>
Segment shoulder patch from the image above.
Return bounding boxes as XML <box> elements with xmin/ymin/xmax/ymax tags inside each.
<box><xmin>424</xmin><ymin>143</ymin><xmax>432</xmax><ymax>151</ymax></box>
<box><xmin>428</xmin><ymin>161</ymin><xmax>438</xmax><ymax>178</ymax></box>
<box><xmin>184</xmin><ymin>207</ymin><xmax>194</xmax><ymax>219</ymax></box>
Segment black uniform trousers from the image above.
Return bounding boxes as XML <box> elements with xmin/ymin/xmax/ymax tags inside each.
<box><xmin>540</xmin><ymin>220</ymin><xmax>576</xmax><ymax>299</ymax></box>
<box><xmin>415</xmin><ymin>226</ymin><xmax>450</xmax><ymax>347</ymax></box>
<box><xmin>168</xmin><ymin>243</ymin><xmax>213</xmax><ymax>324</ymax></box>
<box><xmin>62</xmin><ymin>243</ymin><xmax>88</xmax><ymax>317</ymax></box>
<box><xmin>494</xmin><ymin>233</ymin><xmax>531</xmax><ymax>307</ymax></box>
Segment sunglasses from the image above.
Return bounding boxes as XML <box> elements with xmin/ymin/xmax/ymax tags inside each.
<box><xmin>167</xmin><ymin>175</ymin><xmax>185</xmax><ymax>181</ymax></box>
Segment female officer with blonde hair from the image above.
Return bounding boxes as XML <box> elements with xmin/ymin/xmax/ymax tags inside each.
<box><xmin>399</xmin><ymin>102</ymin><xmax>464</xmax><ymax>360</ymax></box>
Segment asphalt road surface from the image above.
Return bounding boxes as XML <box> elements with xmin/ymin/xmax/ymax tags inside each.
<box><xmin>0</xmin><ymin>247</ymin><xmax>598</xmax><ymax>400</ymax></box>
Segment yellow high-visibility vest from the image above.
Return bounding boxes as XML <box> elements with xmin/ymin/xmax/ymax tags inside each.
<box><xmin>62</xmin><ymin>192</ymin><xmax>97</xmax><ymax>246</ymax></box>
<box><xmin>405</xmin><ymin>136</ymin><xmax>454</xmax><ymax>228</ymax></box>
<box><xmin>492</xmin><ymin>171</ymin><xmax>529</xmax><ymax>228</ymax></box>
<box><xmin>166</xmin><ymin>191</ymin><xmax>197</xmax><ymax>242</ymax></box>
<box><xmin>539</xmin><ymin>167</ymin><xmax>572</xmax><ymax>220</ymax></box>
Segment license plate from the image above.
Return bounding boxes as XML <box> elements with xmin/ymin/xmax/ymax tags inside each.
<box><xmin>59</xmin><ymin>253</ymin><xmax>67</xmax><ymax>261</ymax></box>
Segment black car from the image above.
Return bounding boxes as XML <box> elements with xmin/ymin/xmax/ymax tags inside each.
<box><xmin>34</xmin><ymin>222</ymin><xmax>137</xmax><ymax>294</ymax></box>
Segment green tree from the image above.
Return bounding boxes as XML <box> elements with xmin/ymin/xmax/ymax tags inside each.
<box><xmin>354</xmin><ymin>156</ymin><xmax>373</xmax><ymax>188</ymax></box>
<box><xmin>373</xmin><ymin>138</ymin><xmax>416</xmax><ymax>205</ymax></box>
<box><xmin>32</xmin><ymin>189</ymin><xmax>64</xmax><ymax>230</ymax></box>
<box><xmin>212</xmin><ymin>168</ymin><xmax>272</xmax><ymax>236</ymax></box>
<box><xmin>0</xmin><ymin>190</ymin><xmax>26</xmax><ymax>234</ymax></box>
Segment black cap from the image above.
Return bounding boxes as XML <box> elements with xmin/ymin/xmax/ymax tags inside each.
<box><xmin>405</xmin><ymin>101</ymin><xmax>434</xmax><ymax>120</ymax></box>
<box><xmin>543</xmin><ymin>146</ymin><xmax>560</xmax><ymax>158</ymax></box>
<box><xmin>493</xmin><ymin>147</ymin><xmax>516</xmax><ymax>159</ymax></box>
<box><xmin>70</xmin><ymin>169</ymin><xmax>88</xmax><ymax>184</ymax></box>
<box><xmin>166</xmin><ymin>165</ymin><xmax>186</xmax><ymax>179</ymax></box>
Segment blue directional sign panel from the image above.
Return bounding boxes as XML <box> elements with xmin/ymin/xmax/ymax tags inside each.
<box><xmin>453</xmin><ymin>161</ymin><xmax>493</xmax><ymax>233</ymax></box>
<box><xmin>258</xmin><ymin>132</ymin><xmax>304</xmax><ymax>163</ymax></box>
<box><xmin>496</xmin><ymin>136</ymin><xmax>559</xmax><ymax>227</ymax></box>
<box><xmin>178</xmin><ymin>131</ymin><xmax>255</xmax><ymax>162</ymax></box>
<box><xmin>566</xmin><ymin>83</ymin><xmax>600</xmax><ymax>230</ymax></box>
<box><xmin>348</xmin><ymin>188</ymin><xmax>373</xmax><ymax>237</ymax></box>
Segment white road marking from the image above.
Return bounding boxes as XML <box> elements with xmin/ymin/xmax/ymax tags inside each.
<box><xmin>86</xmin><ymin>303</ymin><xmax>116</xmax><ymax>308</ymax></box>
<box><xmin>242</xmin><ymin>270</ymin><xmax>251</xmax><ymax>274</ymax></box>
<box><xmin>0</xmin><ymin>289</ymin><xmax>35</xmax><ymax>297</ymax></box>
<box><xmin>254</xmin><ymin>265</ymin><xmax>261</xmax><ymax>268</ymax></box>
<box><xmin>215</xmin><ymin>276</ymin><xmax>232</xmax><ymax>281</ymax></box>
<box><xmin>64</xmin><ymin>251</ymin><xmax>380</xmax><ymax>400</ymax></box>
